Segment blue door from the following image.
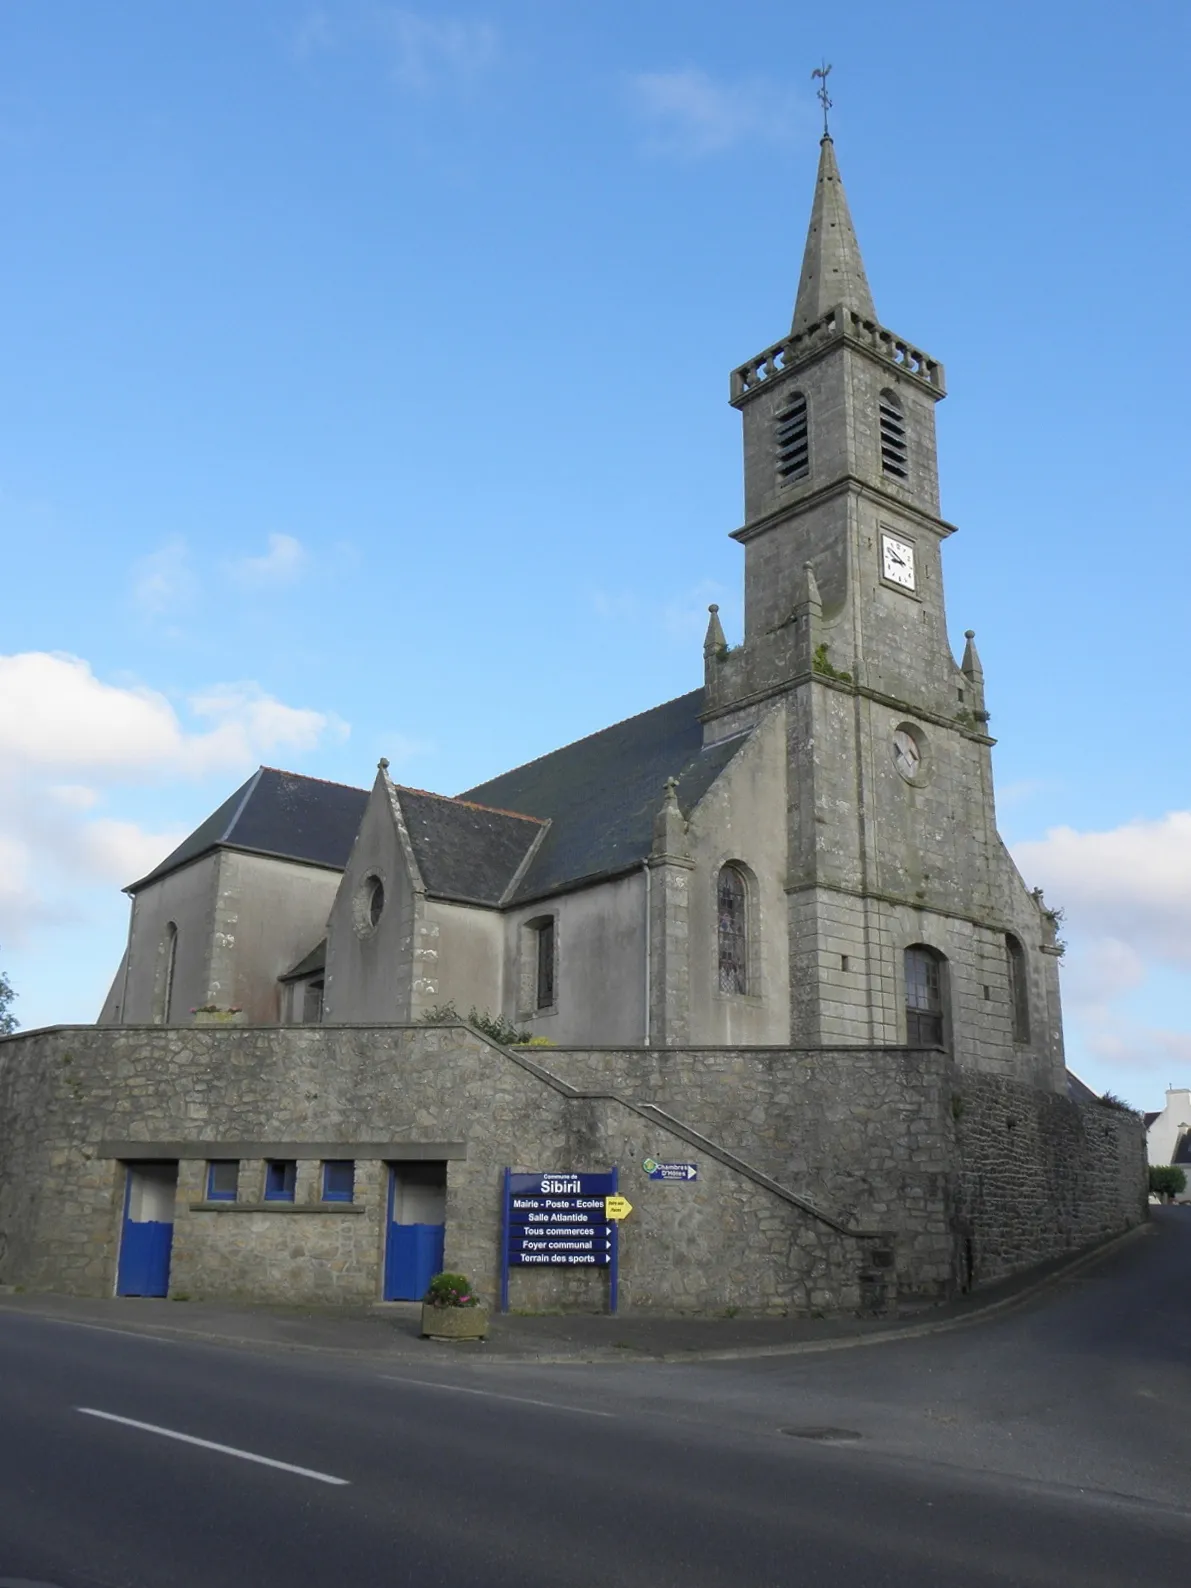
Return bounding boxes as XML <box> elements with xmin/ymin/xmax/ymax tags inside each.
<box><xmin>384</xmin><ymin>1163</ymin><xmax>446</xmax><ymax>1301</ymax></box>
<box><xmin>117</xmin><ymin>1162</ymin><xmax>177</xmax><ymax>1297</ymax></box>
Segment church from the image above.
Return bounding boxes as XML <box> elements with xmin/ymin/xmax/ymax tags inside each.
<box><xmin>100</xmin><ymin>134</ymin><xmax>1063</xmax><ymax>1088</ymax></box>
<box><xmin>0</xmin><ymin>131</ymin><xmax>1144</xmax><ymax>1317</ymax></box>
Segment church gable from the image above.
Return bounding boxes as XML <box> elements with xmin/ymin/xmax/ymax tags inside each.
<box><xmin>396</xmin><ymin>788</ymin><xmax>544</xmax><ymax>907</ymax></box>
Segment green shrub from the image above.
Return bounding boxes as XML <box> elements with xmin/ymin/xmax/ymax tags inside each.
<box><xmin>425</xmin><ymin>1272</ymin><xmax>479</xmax><ymax>1308</ymax></box>
<box><xmin>1149</xmin><ymin>1165</ymin><xmax>1187</xmax><ymax>1201</ymax></box>
<box><xmin>419</xmin><ymin>1000</ymin><xmax>537</xmax><ymax>1046</ymax></box>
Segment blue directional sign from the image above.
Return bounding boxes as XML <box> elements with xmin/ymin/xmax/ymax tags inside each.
<box><xmin>643</xmin><ymin>1159</ymin><xmax>698</xmax><ymax>1181</ymax></box>
<box><xmin>501</xmin><ymin>1169</ymin><xmax>620</xmax><ymax>1312</ymax></box>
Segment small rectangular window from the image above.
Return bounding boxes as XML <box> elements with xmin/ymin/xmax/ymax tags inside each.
<box><xmin>264</xmin><ymin>1160</ymin><xmax>297</xmax><ymax>1202</ymax></box>
<box><xmin>206</xmin><ymin>1160</ymin><xmax>239</xmax><ymax>1201</ymax></box>
<box><xmin>301</xmin><ymin>979</ymin><xmax>324</xmax><ymax>1024</ymax></box>
<box><xmin>322</xmin><ymin>1160</ymin><xmax>355</xmax><ymax>1203</ymax></box>
<box><xmin>536</xmin><ymin>919</ymin><xmax>555</xmax><ymax>1009</ymax></box>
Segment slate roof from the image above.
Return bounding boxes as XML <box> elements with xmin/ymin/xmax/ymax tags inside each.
<box><xmin>395</xmin><ymin>788</ymin><xmax>545</xmax><ymax>907</ymax></box>
<box><xmin>1173</xmin><ymin>1132</ymin><xmax>1191</xmax><ymax>1166</ymax></box>
<box><xmin>280</xmin><ymin>940</ymin><xmax>327</xmax><ymax>981</ymax></box>
<box><xmin>459</xmin><ymin>689</ymin><xmax>750</xmax><ymax>904</ymax></box>
<box><xmin>1144</xmin><ymin>1111</ymin><xmax>1161</xmax><ymax>1130</ymax></box>
<box><xmin>128</xmin><ymin>768</ymin><xmax>369</xmax><ymax>893</ymax></box>
<box><xmin>1065</xmin><ymin>1070</ymin><xmax>1101</xmax><ymax>1107</ymax></box>
<box><xmin>129</xmin><ymin>690</ymin><xmax>750</xmax><ymax>910</ymax></box>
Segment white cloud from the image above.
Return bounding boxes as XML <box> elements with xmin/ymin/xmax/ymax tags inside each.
<box><xmin>0</xmin><ymin>653</ymin><xmax>336</xmax><ymax>782</ymax></box>
<box><xmin>227</xmin><ymin>532</ymin><xmax>307</xmax><ymax>588</ymax></box>
<box><xmin>375</xmin><ymin>9</ymin><xmax>499</xmax><ymax>92</ymax></box>
<box><xmin>629</xmin><ymin>68</ymin><xmax>804</xmax><ymax>156</ymax></box>
<box><xmin>131</xmin><ymin>537</ymin><xmax>196</xmax><ymax>617</ymax></box>
<box><xmin>1014</xmin><ymin>812</ymin><xmax>1191</xmax><ymax>1087</ymax></box>
<box><xmin>1015</xmin><ymin>811</ymin><xmax>1191</xmax><ymax>968</ymax></box>
<box><xmin>0</xmin><ymin>650</ymin><xmax>348</xmax><ymax>947</ymax></box>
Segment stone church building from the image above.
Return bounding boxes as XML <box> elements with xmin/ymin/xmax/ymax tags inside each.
<box><xmin>101</xmin><ymin>134</ymin><xmax>1061</xmax><ymax>1086</ymax></box>
<box><xmin>0</xmin><ymin>134</ymin><xmax>1144</xmax><ymax>1316</ymax></box>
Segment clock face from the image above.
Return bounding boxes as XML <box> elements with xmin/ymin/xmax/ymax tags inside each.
<box><xmin>892</xmin><ymin>727</ymin><xmax>923</xmax><ymax>781</ymax></box>
<box><xmin>881</xmin><ymin>532</ymin><xmax>916</xmax><ymax>591</ymax></box>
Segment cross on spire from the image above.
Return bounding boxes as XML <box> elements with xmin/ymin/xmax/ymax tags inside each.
<box><xmin>811</xmin><ymin>61</ymin><xmax>832</xmax><ymax>138</ymax></box>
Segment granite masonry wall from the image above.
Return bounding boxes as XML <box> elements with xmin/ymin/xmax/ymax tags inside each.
<box><xmin>955</xmin><ymin>1074</ymin><xmax>1147</xmax><ymax>1287</ymax></box>
<box><xmin>0</xmin><ymin>1024</ymin><xmax>890</xmax><ymax>1317</ymax></box>
<box><xmin>541</xmin><ymin>1045</ymin><xmax>1147</xmax><ymax>1297</ymax></box>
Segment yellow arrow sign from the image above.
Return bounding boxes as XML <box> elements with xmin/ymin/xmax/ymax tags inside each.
<box><xmin>605</xmin><ymin>1194</ymin><xmax>633</xmax><ymax>1221</ymax></box>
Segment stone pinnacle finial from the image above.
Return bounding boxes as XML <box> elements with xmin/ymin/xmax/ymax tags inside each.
<box><xmin>961</xmin><ymin>630</ymin><xmax>983</xmax><ymax>682</ymax></box>
<box><xmin>378</xmin><ymin>757</ymin><xmax>390</xmax><ymax>772</ymax></box>
<box><xmin>791</xmin><ymin>127</ymin><xmax>877</xmax><ymax>335</ymax></box>
<box><xmin>652</xmin><ymin>776</ymin><xmax>688</xmax><ymax>857</ymax></box>
<box><xmin>703</xmin><ymin>602</ymin><xmax>727</xmax><ymax>658</ymax></box>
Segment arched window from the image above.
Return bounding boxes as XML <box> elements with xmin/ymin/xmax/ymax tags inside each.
<box><xmin>1006</xmin><ymin>934</ymin><xmax>1030</xmax><ymax>1043</ymax></box>
<box><xmin>775</xmin><ymin>391</ymin><xmax>809</xmax><ymax>483</ymax></box>
<box><xmin>904</xmin><ymin>944</ymin><xmax>944</xmax><ymax>1045</ymax></box>
<box><xmin>879</xmin><ymin>388</ymin><xmax>908</xmax><ymax>480</ymax></box>
<box><xmin>717</xmin><ymin>866</ymin><xmax>748</xmax><ymax>994</ymax></box>
<box><xmin>156</xmin><ymin>922</ymin><xmax>178</xmax><ymax>1025</ymax></box>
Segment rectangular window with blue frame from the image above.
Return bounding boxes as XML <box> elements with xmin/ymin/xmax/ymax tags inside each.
<box><xmin>206</xmin><ymin>1160</ymin><xmax>239</xmax><ymax>1202</ymax></box>
<box><xmin>264</xmin><ymin>1160</ymin><xmax>297</xmax><ymax>1202</ymax></box>
<box><xmin>322</xmin><ymin>1160</ymin><xmax>354</xmax><ymax>1203</ymax></box>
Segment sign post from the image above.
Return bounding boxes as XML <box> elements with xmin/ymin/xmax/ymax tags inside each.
<box><xmin>501</xmin><ymin>1168</ymin><xmax>623</xmax><ymax>1314</ymax></box>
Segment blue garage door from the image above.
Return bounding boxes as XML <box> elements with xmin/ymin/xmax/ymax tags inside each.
<box><xmin>384</xmin><ymin>1163</ymin><xmax>446</xmax><ymax>1301</ymax></box>
<box><xmin>117</xmin><ymin>1162</ymin><xmax>177</xmax><ymax>1297</ymax></box>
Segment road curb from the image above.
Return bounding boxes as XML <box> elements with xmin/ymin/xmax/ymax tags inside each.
<box><xmin>0</xmin><ymin>1221</ymin><xmax>1153</xmax><ymax>1367</ymax></box>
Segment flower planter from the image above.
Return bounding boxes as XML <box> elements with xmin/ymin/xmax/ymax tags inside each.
<box><xmin>421</xmin><ymin>1303</ymin><xmax>489</xmax><ymax>1341</ymax></box>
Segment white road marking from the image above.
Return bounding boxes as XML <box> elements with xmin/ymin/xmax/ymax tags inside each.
<box><xmin>380</xmin><ymin>1375</ymin><xmax>614</xmax><ymax>1417</ymax></box>
<box><xmin>76</xmin><ymin>1408</ymin><xmax>350</xmax><ymax>1485</ymax></box>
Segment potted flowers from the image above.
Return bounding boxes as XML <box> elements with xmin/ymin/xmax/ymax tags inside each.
<box><xmin>421</xmin><ymin>1272</ymin><xmax>489</xmax><ymax>1341</ymax></box>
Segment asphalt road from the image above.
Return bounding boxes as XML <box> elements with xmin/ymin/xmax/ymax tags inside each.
<box><xmin>1</xmin><ymin>1214</ymin><xmax>1188</xmax><ymax>1588</ymax></box>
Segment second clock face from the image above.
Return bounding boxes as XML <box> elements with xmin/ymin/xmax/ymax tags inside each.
<box><xmin>881</xmin><ymin>533</ymin><xmax>916</xmax><ymax>591</ymax></box>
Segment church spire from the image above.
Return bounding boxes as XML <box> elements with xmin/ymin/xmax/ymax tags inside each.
<box><xmin>791</xmin><ymin>134</ymin><xmax>877</xmax><ymax>334</ymax></box>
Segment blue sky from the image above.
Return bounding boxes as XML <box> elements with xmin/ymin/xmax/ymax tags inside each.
<box><xmin>2</xmin><ymin>1</ymin><xmax>1188</xmax><ymax>1107</ymax></box>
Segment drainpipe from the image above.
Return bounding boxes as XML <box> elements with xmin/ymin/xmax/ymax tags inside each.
<box><xmin>642</xmin><ymin>860</ymin><xmax>651</xmax><ymax>1047</ymax></box>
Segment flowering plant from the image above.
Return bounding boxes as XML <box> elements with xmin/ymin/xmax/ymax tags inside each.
<box><xmin>190</xmin><ymin>1005</ymin><xmax>243</xmax><ymax>1015</ymax></box>
<box><xmin>424</xmin><ymin>1272</ymin><xmax>480</xmax><ymax>1308</ymax></box>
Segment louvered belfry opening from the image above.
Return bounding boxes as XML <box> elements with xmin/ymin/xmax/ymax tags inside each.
<box><xmin>775</xmin><ymin>391</ymin><xmax>809</xmax><ymax>482</ymax></box>
<box><xmin>879</xmin><ymin>389</ymin><xmax>908</xmax><ymax>480</ymax></box>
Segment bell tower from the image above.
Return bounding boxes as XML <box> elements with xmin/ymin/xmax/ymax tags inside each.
<box><xmin>701</xmin><ymin>125</ymin><xmax>1064</xmax><ymax>1089</ymax></box>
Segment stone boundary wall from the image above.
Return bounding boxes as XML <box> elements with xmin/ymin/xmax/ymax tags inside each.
<box><xmin>955</xmin><ymin>1075</ymin><xmax>1147</xmax><ymax>1287</ymax></box>
<box><xmin>529</xmin><ymin>1045</ymin><xmax>1148</xmax><ymax>1298</ymax></box>
<box><xmin>542</xmin><ymin>1044</ymin><xmax>957</xmax><ymax>1297</ymax></box>
<box><xmin>0</xmin><ymin>1025</ymin><xmax>889</xmax><ymax>1317</ymax></box>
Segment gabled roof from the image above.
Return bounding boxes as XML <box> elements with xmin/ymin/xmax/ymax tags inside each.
<box><xmin>128</xmin><ymin>768</ymin><xmax>369</xmax><ymax>893</ymax></box>
<box><xmin>1144</xmin><ymin>1111</ymin><xmax>1161</xmax><ymax>1130</ymax></box>
<box><xmin>1173</xmin><ymin>1132</ymin><xmax>1191</xmax><ymax>1166</ymax></box>
<box><xmin>396</xmin><ymin>788</ymin><xmax>545</xmax><ymax>907</ymax></box>
<box><xmin>459</xmin><ymin>689</ymin><xmax>750</xmax><ymax>903</ymax></box>
<box><xmin>280</xmin><ymin>939</ymin><xmax>327</xmax><ymax>982</ymax></box>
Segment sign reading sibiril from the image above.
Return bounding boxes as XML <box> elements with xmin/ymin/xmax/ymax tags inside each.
<box><xmin>505</xmin><ymin>1171</ymin><xmax>617</xmax><ymax>1267</ymax></box>
<box><xmin>501</xmin><ymin>1169</ymin><xmax>622</xmax><ymax>1314</ymax></box>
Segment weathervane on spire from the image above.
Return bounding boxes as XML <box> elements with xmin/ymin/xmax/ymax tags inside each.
<box><xmin>811</xmin><ymin>60</ymin><xmax>833</xmax><ymax>138</ymax></box>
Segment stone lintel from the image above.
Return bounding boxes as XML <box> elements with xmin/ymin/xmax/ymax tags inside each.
<box><xmin>187</xmin><ymin>1201</ymin><xmax>368</xmax><ymax>1214</ymax></box>
<box><xmin>98</xmin><ymin>1140</ymin><xmax>467</xmax><ymax>1160</ymax></box>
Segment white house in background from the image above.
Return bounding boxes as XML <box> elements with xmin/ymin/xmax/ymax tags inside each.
<box><xmin>1144</xmin><ymin>1086</ymin><xmax>1191</xmax><ymax>1200</ymax></box>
